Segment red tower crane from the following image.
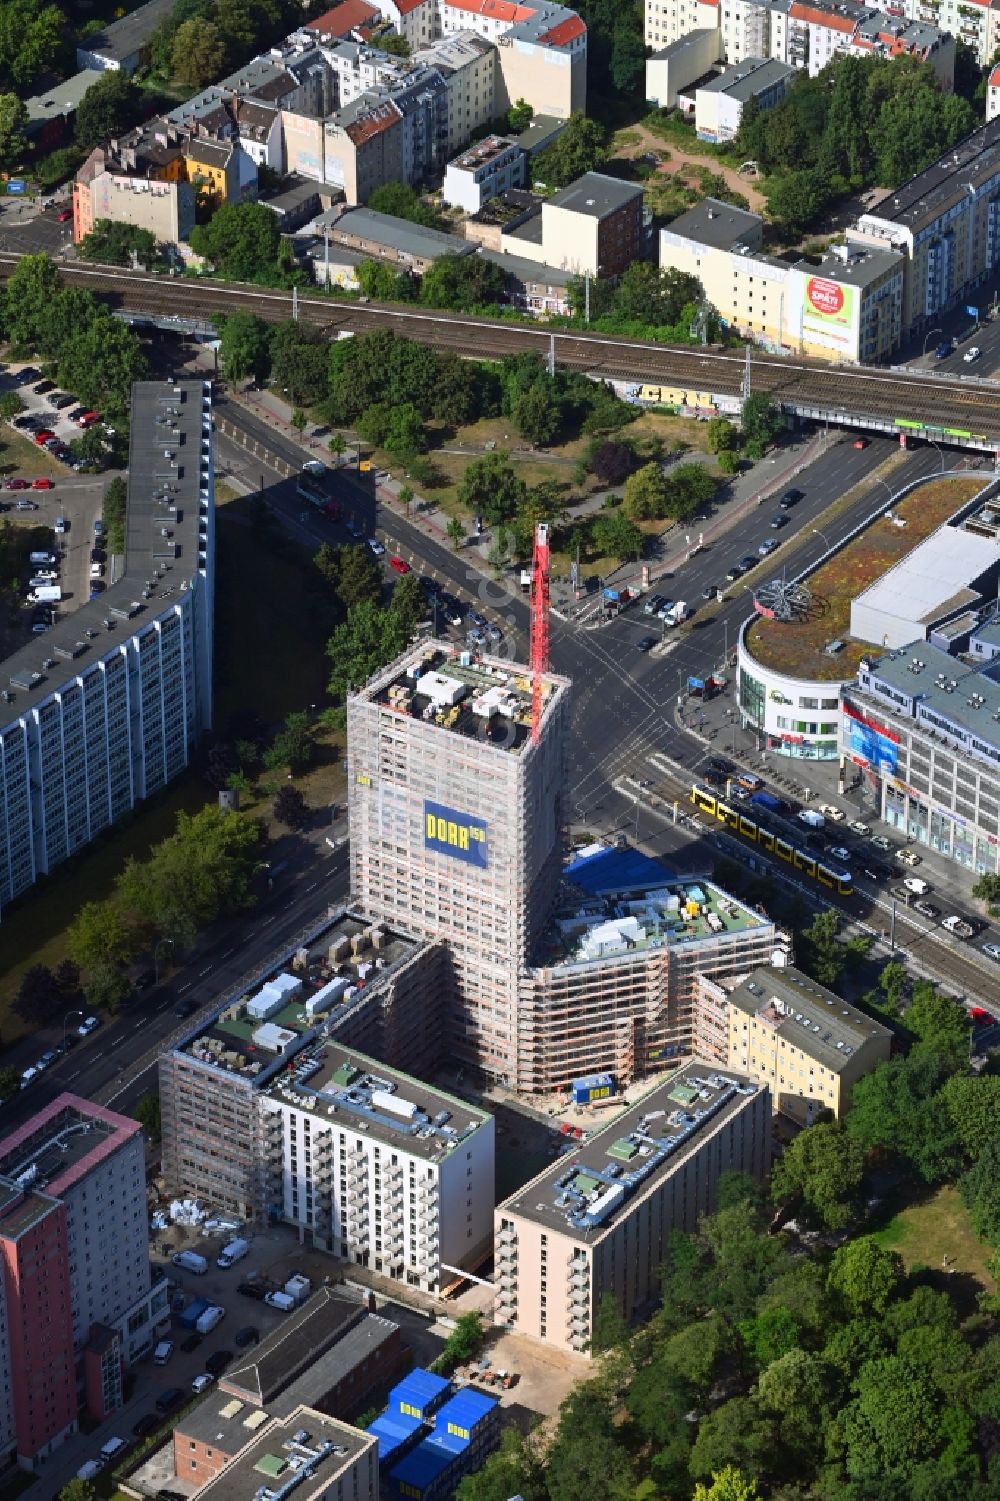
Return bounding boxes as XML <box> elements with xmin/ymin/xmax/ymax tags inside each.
<box><xmin>529</xmin><ymin>522</ymin><xmax>551</xmax><ymax>744</ymax></box>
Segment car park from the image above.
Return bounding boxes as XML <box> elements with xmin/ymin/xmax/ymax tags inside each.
<box><xmin>389</xmin><ymin>555</ymin><xmax>410</xmax><ymax>574</ymax></box>
<box><xmin>779</xmin><ymin>489</ymin><xmax>803</xmax><ymax>509</ymax></box>
<box><xmin>964</xmin><ymin>346</ymin><xmax>981</xmax><ymax>363</ymax></box>
<box><xmin>636</xmin><ymin>635</ymin><xmax>655</xmax><ymax>652</ymax></box>
<box><xmin>913</xmin><ymin>900</ymin><xmax>940</xmax><ymax>919</ymax></box>
<box><xmin>817</xmin><ymin>803</ymin><xmax>845</xmax><ymax>821</ymax></box>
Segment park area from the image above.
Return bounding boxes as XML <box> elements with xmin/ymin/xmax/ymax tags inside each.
<box><xmin>872</xmin><ymin>1183</ymin><xmax>996</xmax><ymax>1302</ymax></box>
<box><xmin>745</xmin><ymin>474</ymin><xmax>986</xmax><ymax>681</ymax></box>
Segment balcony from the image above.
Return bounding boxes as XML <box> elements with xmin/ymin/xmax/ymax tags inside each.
<box><xmin>498</xmin><ymin>1227</ymin><xmax>517</xmax><ymax>1247</ymax></box>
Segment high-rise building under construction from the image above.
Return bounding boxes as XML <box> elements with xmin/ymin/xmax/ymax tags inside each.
<box><xmin>347</xmin><ymin>643</ymin><xmax>571</xmax><ymax>1084</ymax></box>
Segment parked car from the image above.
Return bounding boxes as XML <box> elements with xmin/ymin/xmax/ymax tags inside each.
<box><xmin>871</xmin><ymin>834</ymin><xmax>892</xmax><ymax>851</ymax></box>
<box><xmin>94</xmin><ymin>519</ymin><xmax>105</xmax><ymax>537</ymax></box>
<box><xmin>238</xmin><ymin>1282</ymin><xmax>267</xmax><ymax>1301</ymax></box>
<box><xmin>15</xmin><ymin>499</ymin><xmax>38</xmax><ymax>511</ymax></box>
<box><xmin>204</xmin><ymin>1350</ymin><xmax>233</xmax><ymax>1376</ymax></box>
<box><xmin>389</xmin><ymin>555</ymin><xmax>410</xmax><ymax>574</ymax></box>
<box><xmin>913</xmin><ymin>900</ymin><xmax>940</xmax><ymax>919</ymax></box>
<box><xmin>154</xmin><ymin>1388</ymin><xmax>185</xmax><ymax>1416</ymax></box>
<box><xmin>701</xmin><ymin>584</ymin><xmax>717</xmax><ymax>601</ymax></box>
<box><xmin>180</xmin><ymin>1333</ymin><xmax>203</xmax><ymax>1353</ymax></box>
<box><xmin>57</xmin><ymin>208</ymin><xmax>72</xmax><ymax>223</ymax></box>
<box><xmin>981</xmin><ymin>943</ymin><xmax>1000</xmax><ymax>961</ymax></box>
<box><xmin>52</xmin><ymin>393</ymin><xmax>75</xmax><ymax>409</ymax></box>
<box><xmin>14</xmin><ymin>368</ymin><xmax>40</xmax><ymax>385</ymax></box>
<box><xmin>133</xmin><ymin>1414</ymin><xmax>159</xmax><ymax>1438</ymax></box>
<box><xmin>77</xmin><ymin>410</ymin><xmax>101</xmax><ymax>428</ymax></box>
<box><xmin>366</xmin><ymin>537</ymin><xmax>385</xmax><ymax>556</ymax></box>
<box><xmin>33</xmin><ymin>431</ymin><xmax>54</xmax><ymax>446</ymax></box>
<box><xmin>32</xmin><ymin>379</ymin><xmax>54</xmax><ymax>394</ymax></box>
<box><xmin>234</xmin><ymin>1325</ymin><xmax>260</xmax><ymax>1348</ymax></box>
<box><xmin>191</xmin><ymin>1374</ymin><xmax>214</xmax><ymax>1394</ymax></box>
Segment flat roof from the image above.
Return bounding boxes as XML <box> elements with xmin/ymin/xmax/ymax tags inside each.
<box><xmin>855</xmin><ymin>639</ymin><xmax>1000</xmax><ymax>754</ymax></box>
<box><xmin>745</xmin><ymin>475</ymin><xmax>986</xmax><ymax>681</ymax></box>
<box><xmin>261</xmin><ymin>1041</ymin><xmax>491</xmax><ymax>1162</ymax></box>
<box><xmin>515</xmin><ymin>114</ymin><xmax>566</xmax><ymax>153</ymax></box>
<box><xmin>0</xmin><ymin>1181</ymin><xmax>59</xmax><ymax>1238</ymax></box>
<box><xmin>468</xmin><ymin>188</ymin><xmax>540</xmax><ymax>225</ymax></box>
<box><xmin>698</xmin><ymin>56</ymin><xmax>794</xmax><ymax>101</ymax></box>
<box><xmin>547</xmin><ymin>171</ymin><xmax>642</xmax><ymax>218</ymax></box>
<box><xmin>353</xmin><ymin>642</ymin><xmax>569</xmax><ymax>755</ymax></box>
<box><xmin>795</xmin><ymin>243</ymin><xmax>902</xmax><ymax>289</ymax></box>
<box><xmin>0</xmin><ymin>1095</ymin><xmax>140</xmax><ymax>1199</ymax></box>
<box><xmin>729</xmin><ymin>966</ymin><xmax>891</xmax><ymax>1070</ymax></box>
<box><xmin>853</xmin><ymin>521</ymin><xmax>1000</xmax><ymax>633</ymax></box>
<box><xmin>650</xmin><ymin>27</ymin><xmax>720</xmax><ymax>59</ymax></box>
<box><xmin>536</xmin><ymin>872</ymin><xmax>770</xmax><ymax>969</ymax></box>
<box><xmin>195</xmin><ymin>1406</ymin><xmax>376</xmax><ymax>1501</ymax></box>
<box><xmin>857</xmin><ymin>117</ymin><xmax>1000</xmax><ymax>235</ymax></box>
<box><xmin>498</xmin><ymin>1062</ymin><xmax>763</xmax><ymax>1238</ymax></box>
<box><xmin>661</xmin><ymin>195</ymin><xmax>763</xmax><ymax>250</ymax></box>
<box><xmin>481</xmin><ymin>247</ymin><xmax>573</xmax><ymax>286</ymax></box>
<box><xmin>25</xmin><ymin>68</ymin><xmax>104</xmax><ymax>126</ymax></box>
<box><xmin>174</xmin><ymin>910</ymin><xmax>420</xmax><ymax>1081</ymax></box>
<box><xmin>78</xmin><ymin>0</ymin><xmax>175</xmax><ymax>61</ymax></box>
<box><xmin>449</xmin><ymin>135</ymin><xmax>520</xmax><ymax>172</ymax></box>
<box><xmin>329</xmin><ymin>206</ymin><xmax>474</xmax><ymax>260</ymax></box>
<box><xmin>0</xmin><ymin>380</ymin><xmax>209</xmax><ymax>719</ymax></box>
<box><xmin>971</xmin><ymin>613</ymin><xmax>1000</xmax><ymax>648</ymax></box>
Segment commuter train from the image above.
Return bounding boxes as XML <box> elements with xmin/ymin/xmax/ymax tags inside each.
<box><xmin>690</xmin><ymin>784</ymin><xmax>854</xmax><ymax>897</ymax></box>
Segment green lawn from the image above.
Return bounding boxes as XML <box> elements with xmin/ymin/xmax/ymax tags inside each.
<box><xmin>871</xmin><ymin>1183</ymin><xmax>995</xmax><ymax>1296</ymax></box>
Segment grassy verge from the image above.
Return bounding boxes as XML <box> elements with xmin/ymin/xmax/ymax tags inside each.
<box><xmin>871</xmin><ymin>1183</ymin><xmax>995</xmax><ymax>1295</ymax></box>
<box><xmin>0</xmin><ymin>429</ymin><xmax>63</xmax><ymax>479</ymax></box>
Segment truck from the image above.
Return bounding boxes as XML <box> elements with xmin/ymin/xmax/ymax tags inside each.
<box><xmin>942</xmin><ymin>915</ymin><xmax>974</xmax><ymax>939</ymax></box>
<box><xmin>29</xmin><ymin>551</ymin><xmax>56</xmax><ymax>566</ymax></box>
<box><xmin>195</xmin><ymin>1305</ymin><xmax>225</xmax><ymax>1335</ymax></box>
<box><xmin>797</xmin><ymin>808</ymin><xmax>825</xmax><ymax>829</ymax></box>
<box><xmin>751</xmin><ymin>790</ymin><xmax>783</xmax><ymax>813</ymax></box>
<box><xmin>172</xmin><ymin>1249</ymin><xmax>208</xmax><ymax>1276</ymax></box>
<box><xmin>27</xmin><ymin>585</ymin><xmax>61</xmax><ymax>603</ymax></box>
<box><xmin>217</xmin><ymin>1237</ymin><xmax>249</xmax><ymax>1269</ymax></box>
<box><xmin>177</xmin><ymin>1296</ymin><xmax>210</xmax><ymax>1330</ymax></box>
<box><xmin>520</xmin><ymin>568</ymin><xmax>531</xmax><ymax>593</ymax></box>
<box><xmin>297</xmin><ymin>465</ymin><xmax>339</xmax><ymax>517</ymax></box>
<box><xmin>665</xmin><ymin>600</ymin><xmax>688</xmax><ymax>626</ymax></box>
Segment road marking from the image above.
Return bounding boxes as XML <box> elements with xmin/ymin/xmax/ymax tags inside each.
<box><xmin>199</xmin><ymin>966</ymin><xmax>212</xmax><ymax>976</ymax></box>
<box><xmin>133</xmin><ymin>1020</ymin><xmax>145</xmax><ymax>1030</ymax></box>
<box><xmin>305</xmin><ymin>881</ymin><xmax>317</xmax><ymax>892</ymax></box>
<box><xmin>66</xmin><ymin>1069</ymin><xmax>80</xmax><ymax>1081</ymax></box>
<box><xmin>178</xmin><ymin>981</ymin><xmax>191</xmax><ymax>993</ymax></box>
<box><xmin>262</xmin><ymin>915</ymin><xmax>275</xmax><ymax>925</ymax></box>
<box><xmin>222</xmin><ymin>948</ymin><xmax>236</xmax><ymax>958</ymax></box>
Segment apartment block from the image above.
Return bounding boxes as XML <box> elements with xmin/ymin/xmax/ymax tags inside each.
<box><xmin>495</xmin><ymin>1063</ymin><xmax>769</xmax><ymax>1353</ymax></box>
<box><xmin>191</xmin><ymin>1407</ymin><xmax>378</xmax><ymax>1501</ymax></box>
<box><xmin>990</xmin><ymin>62</ymin><xmax>1000</xmax><ymax>121</ymax></box>
<box><xmin>412</xmin><ymin>32</ymin><xmax>496</xmax><ymax>157</ymax></box>
<box><xmin>695</xmin><ymin>967</ymin><xmax>892</xmax><ymax>1123</ymax></box>
<box><xmin>694</xmin><ymin>56</ymin><xmax>794</xmax><ymax>141</ymax></box>
<box><xmin>260</xmin><ymin>1043</ymin><xmax>494</xmax><ymax>1290</ymax></box>
<box><xmin>348</xmin><ymin>643</ymin><xmax>570</xmax><ymax>1085</ymax></box>
<box><xmin>499</xmin><ymin>171</ymin><xmax>645</xmax><ymax>277</ymax></box>
<box><xmin>325</xmin><ymin>97</ymin><xmax>405</xmax><ymax>201</ymax></box>
<box><xmin>661</xmin><ymin>197</ymin><xmax>904</xmax><ymax>362</ymax></box>
<box><xmin>516</xmin><ymin>845</ymin><xmax>781</xmax><ymax>1094</ymax></box>
<box><xmin>0</xmin><ymin>380</ymin><xmax>214</xmax><ymax>915</ymax></box>
<box><xmin>444</xmin><ymin>134</ymin><xmax>525</xmax><ymax>212</ymax></box>
<box><xmin>0</xmin><ymin>1184</ymin><xmax>76</xmax><ymax>1469</ymax></box>
<box><xmin>849</xmin><ymin>116</ymin><xmax>1000</xmax><ymax>337</ymax></box>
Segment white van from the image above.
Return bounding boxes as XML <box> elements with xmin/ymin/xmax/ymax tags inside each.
<box><xmin>265</xmin><ymin>1290</ymin><xmax>295</xmax><ymax>1312</ymax></box>
<box><xmin>77</xmin><ymin>1460</ymin><xmax>103</xmax><ymax>1480</ymax></box>
<box><xmin>217</xmin><ymin>1237</ymin><xmax>249</xmax><ymax>1269</ymax></box>
<box><xmin>195</xmin><ymin>1304</ymin><xmax>225</xmax><ymax>1334</ymax></box>
<box><xmin>172</xmin><ymin>1249</ymin><xmax>208</xmax><ymax>1274</ymax></box>
<box><xmin>153</xmin><ymin>1339</ymin><xmax>174</xmax><ymax>1365</ymax></box>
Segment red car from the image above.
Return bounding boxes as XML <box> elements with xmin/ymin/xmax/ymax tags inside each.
<box><xmin>853</xmin><ymin>438</ymin><xmax>869</xmax><ymax>449</ymax></box>
<box><xmin>77</xmin><ymin>411</ymin><xmax>100</xmax><ymax>428</ymax></box>
<box><xmin>5</xmin><ymin>478</ymin><xmax>28</xmax><ymax>490</ymax></box>
<box><xmin>31</xmin><ymin>478</ymin><xmax>54</xmax><ymax>490</ymax></box>
<box><xmin>57</xmin><ymin>209</ymin><xmax>72</xmax><ymax>223</ymax></box>
<box><xmin>34</xmin><ymin>431</ymin><xmax>55</xmax><ymax>445</ymax></box>
<box><xmin>389</xmin><ymin>555</ymin><xmax>411</xmax><ymax>575</ymax></box>
<box><xmin>970</xmin><ymin>1007</ymin><xmax>992</xmax><ymax>1024</ymax></box>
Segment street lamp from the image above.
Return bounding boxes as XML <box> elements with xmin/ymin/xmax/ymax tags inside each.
<box><xmin>811</xmin><ymin>527</ymin><xmax>830</xmax><ymax>552</ymax></box>
<box><xmin>63</xmin><ymin>1009</ymin><xmax>83</xmax><ymax>1054</ymax></box>
<box><xmin>922</xmin><ymin>327</ymin><xmax>944</xmax><ymax>358</ymax></box>
<box><xmin>154</xmin><ymin>936</ymin><xmax>175</xmax><ymax>985</ymax></box>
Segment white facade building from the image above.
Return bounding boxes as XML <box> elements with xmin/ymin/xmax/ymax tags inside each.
<box><xmin>443</xmin><ymin>133</ymin><xmax>525</xmax><ymax>211</ymax></box>
<box><xmin>0</xmin><ymin>380</ymin><xmax>214</xmax><ymax>916</ymax></box>
<box><xmin>259</xmin><ymin>1044</ymin><xmax>495</xmax><ymax>1292</ymax></box>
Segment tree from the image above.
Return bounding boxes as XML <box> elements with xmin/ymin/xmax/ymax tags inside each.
<box><xmin>591</xmin><ymin>1291</ymin><xmax>629</xmax><ymax>1352</ymax></box>
<box><xmin>545</xmin><ymin>1387</ymin><xmax>635</xmax><ymax>1501</ymax></box>
<box><xmin>972</xmin><ymin>872</ymin><xmax>1000</xmax><ymax>903</ymax></box>
<box><xmin>848</xmin><ymin>1052</ymin><xmax>959</xmax><ymax>1183</ymax></box>
<box><xmin>828</xmin><ymin>1237</ymin><xmax>904</xmax><ymax>1318</ymax></box>
<box><xmin>85</xmin><ymin>960</ymin><xmax>134</xmax><ymax>1012</ymax></box>
<box><xmin>507</xmin><ymin>98</ymin><xmax>533</xmax><ymax>134</ymax></box>
<box><xmin>0</xmin><ymin>91</ymin><xmax>27</xmax><ymax>168</ymax></box>
<box><xmin>420</xmin><ymin>254</ymin><xmax>506</xmax><ymax>312</ymax></box>
<box><xmin>459</xmin><ymin>451</ymin><xmax>526</xmax><ymax>527</ymax></box>
<box><xmin>68</xmin><ymin>899</ymin><xmax>139</xmax><ymax>971</ymax></box>
<box><xmin>610</xmin><ymin>24</ymin><xmax>646</xmax><ymax>93</ymax></box>
<box><xmin>56</xmin><ymin>312</ymin><xmax>148</xmax><ymax>415</ymax></box>
<box><xmin>798</xmin><ymin>908</ymin><xmax>845</xmax><ymax>987</ymax></box>
<box><xmin>689</xmin><ymin>1397</ymin><xmax>774</xmax><ymax>1487</ymax></box>
<box><xmin>622</xmin><ymin>462</ymin><xmax>670</xmax><ymax>520</ymax></box>
<box><xmin>133</xmin><ymin>1091</ymin><xmax>162</xmax><ymax>1140</ymax></box>
<box><xmin>273</xmin><ymin>784</ymin><xmax>309</xmax><ymax>830</ymax></box>
<box><xmin>0</xmin><ymin>389</ymin><xmax>23</xmax><ymax>419</ymax></box>
<box><xmin>171</xmin><ymin>15</ymin><xmax>227</xmax><ymax>88</ymax></box>
<box><xmin>534</xmin><ymin>112</ymin><xmax>608</xmax><ymax>188</ymax></box>
<box><xmin>77</xmin><ymin>220</ymin><xmax>159</xmax><ymax>269</ymax></box>
<box><xmin>612</xmin><ymin>263</ymin><xmax>703</xmax><ymax>329</ymax></box>
<box><xmin>102</xmin><ymin>474</ymin><xmax>127</xmax><ymax>553</ymax></box>
<box><xmin>326</xmin><ymin>599</ymin><xmax>410</xmax><ymax>703</ymax></box>
<box><xmin>115</xmin><ymin>806</ymin><xmax>265</xmax><ymax>943</ymax></box>
<box><xmin>0</xmin><ymin>0</ymin><xmax>70</xmax><ymax>93</ymax></box>
<box><xmin>707</xmin><ymin>417</ymin><xmax>737</xmax><ymax>454</ymax></box>
<box><xmin>692</xmin><ymin>1468</ymin><xmax>762</xmax><ymax>1501</ymax></box>
<box><xmin>512</xmin><ymin>381</ymin><xmax>561</xmax><ymax>446</ymax></box>
<box><xmin>455</xmin><ymin>1426</ymin><xmax>546</xmax><ymax>1501</ymax></box>
<box><xmin>218</xmin><ymin>312</ymin><xmax>271</xmax><ymax>382</ymax></box>
<box><xmin>771</xmin><ymin>1120</ymin><xmax>865</xmax><ymax>1229</ymax></box>
<box><xmin>384</xmin><ymin>403</ymin><xmax>427</xmax><ymax>458</ymax></box>
<box><xmin>14</xmin><ymin>964</ymin><xmax>64</xmax><ymax>1026</ymax></box>
<box><xmin>591</xmin><ymin>507</ymin><xmax>644</xmax><ymax>562</ymax></box>
<box><xmin>906</xmin><ymin>983</ymin><xmax>970</xmax><ymax>1072</ymax></box>
<box><xmin>263</xmin><ymin>711</ymin><xmax>313</xmax><ymax>775</ymax></box>
<box><xmin>269</xmin><ymin>321</ymin><xmax>328</xmax><ymax>405</ymax></box>
<box><xmin>399</xmin><ymin>484</ymin><xmax>414</xmax><ymax>517</ymax></box>
<box><xmin>356</xmin><ymin>258</ymin><xmax>413</xmax><ymax>301</ymax></box>
<box><xmin>190</xmin><ymin>201</ymin><xmax>282</xmax><ymax>280</ymax></box>
<box><xmin>0</xmin><ymin>1064</ymin><xmax>19</xmax><ymax>1098</ymax></box>
<box><xmin>841</xmin><ymin>1355</ymin><xmax>940</xmax><ymax>1483</ymax></box>
<box><xmin>447</xmin><ymin>515</ymin><xmax>465</xmax><ymax>549</ymax></box>
<box><xmin>6</xmin><ymin>252</ymin><xmax>65</xmax><ymax>349</ymax></box>
<box><xmin>588</xmin><ymin>441</ymin><xmax>637</xmax><ymax>486</ymax></box>
<box><xmin>940</xmin><ymin>1074</ymin><xmax>1000</xmax><ymax>1161</ymax></box>
<box><xmin>740</xmin><ymin>393</ymin><xmax>783</xmax><ymax>451</ymax></box>
<box><xmin>290</xmin><ymin>407</ymin><xmax>307</xmax><ymax>436</ymax></box>
<box><xmin>59</xmin><ymin>1480</ymin><xmax>98</xmax><ymax>1501</ymax></box>
<box><xmin>215</xmin><ymin>0</ymin><xmax>280</xmax><ymax>64</ymax></box>
<box><xmin>368</xmin><ymin>182</ymin><xmax>439</xmax><ymax>227</ymax></box>
<box><xmin>766</xmin><ymin>170</ymin><xmax>830</xmax><ymax>234</ymax></box>
<box><xmin>738</xmin><ymin>1304</ymin><xmax>801</xmax><ymax>1371</ymax></box>
<box><xmin>958</xmin><ymin>1138</ymin><xmax>1000</xmax><ymax>1246</ymax></box>
<box><xmin>75</xmin><ymin>72</ymin><xmax>140</xmax><ymax>150</ymax></box>
<box><xmin>390</xmin><ymin>570</ymin><xmax>424</xmax><ymax>634</ymax></box>
<box><xmin>335</xmin><ymin>543</ymin><xmax>382</xmax><ymax>609</ymax></box>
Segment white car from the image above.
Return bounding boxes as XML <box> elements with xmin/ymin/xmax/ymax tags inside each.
<box><xmin>982</xmin><ymin>943</ymin><xmax>1000</xmax><ymax>961</ymax></box>
<box><xmin>90</xmin><ymin>562</ymin><xmax>104</xmax><ymax>579</ymax></box>
<box><xmin>817</xmin><ymin>804</ymin><xmax>845</xmax><ymax>822</ymax></box>
<box><xmin>54</xmin><ymin>516</ymin><xmax>66</xmax><ymax>533</ymax></box>
<box><xmin>191</xmin><ymin>1374</ymin><xmax>215</xmax><ymax>1394</ymax></box>
<box><xmin>366</xmin><ymin>537</ymin><xmax>385</xmax><ymax>556</ymax></box>
<box><xmin>903</xmin><ymin>876</ymin><xmax>930</xmax><ymax>895</ymax></box>
<box><xmin>77</xmin><ymin>1015</ymin><xmax>100</xmax><ymax>1036</ymax></box>
<box><xmin>964</xmin><ymin>346</ymin><xmax>981</xmax><ymax>363</ymax></box>
<box><xmin>20</xmin><ymin>1066</ymin><xmax>39</xmax><ymax>1088</ymax></box>
<box><xmin>829</xmin><ymin>845</ymin><xmax>851</xmax><ymax>863</ymax></box>
<box><xmin>849</xmin><ymin>820</ymin><xmax>871</xmax><ymax>836</ymax></box>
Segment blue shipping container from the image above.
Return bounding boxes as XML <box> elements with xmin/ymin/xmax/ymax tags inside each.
<box><xmin>572</xmin><ymin>1072</ymin><xmax>615</xmax><ymax>1104</ymax></box>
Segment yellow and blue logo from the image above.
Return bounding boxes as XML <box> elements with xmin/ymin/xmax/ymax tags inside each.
<box><xmin>424</xmin><ymin>799</ymin><xmax>488</xmax><ymax>869</ymax></box>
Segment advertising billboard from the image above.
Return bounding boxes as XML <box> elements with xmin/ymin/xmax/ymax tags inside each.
<box><xmin>843</xmin><ymin>702</ymin><xmax>899</xmax><ymax>775</ymax></box>
<box><xmin>801</xmin><ymin>276</ymin><xmax>857</xmax><ymax>351</ymax></box>
<box><xmin>424</xmin><ymin>799</ymin><xmax>488</xmax><ymax>869</ymax></box>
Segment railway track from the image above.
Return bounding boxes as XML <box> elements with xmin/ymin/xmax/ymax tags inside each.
<box><xmin>6</xmin><ymin>253</ymin><xmax>1000</xmax><ymax>442</ymax></box>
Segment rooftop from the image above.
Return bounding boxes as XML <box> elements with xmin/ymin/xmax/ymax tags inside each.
<box><xmin>261</xmin><ymin>1041</ymin><xmax>491</xmax><ymax>1163</ymax></box>
<box><xmin>698</xmin><ymin>56</ymin><xmax>795</xmax><ymax>101</ymax></box>
<box><xmin>482</xmin><ymin>247</ymin><xmax>574</xmax><ymax>286</ymax></box>
<box><xmin>650</xmin><ymin>27</ymin><xmax>728</xmax><ymax>59</ymax></box>
<box><xmin>971</xmin><ymin>612</ymin><xmax>1000</xmax><ymax>648</ymax></box>
<box><xmin>0</xmin><ymin>1180</ymin><xmax>59</xmax><ymax>1238</ymax></box>
<box><xmin>467</xmin><ymin>188</ymin><xmax>540</xmax><ymax>226</ymax></box>
<box><xmin>354</xmin><ymin>642</ymin><xmax>569</xmax><ymax>754</ymax></box>
<box><xmin>25</xmin><ymin>68</ymin><xmax>104</xmax><ymax>129</ymax></box>
<box><xmin>729</xmin><ymin>966</ymin><xmax>891</xmax><ymax>1070</ymax></box>
<box><xmin>547</xmin><ymin>171</ymin><xmax>642</xmax><ymax>218</ymax></box>
<box><xmin>536</xmin><ymin>866</ymin><xmax>770</xmax><ymax>969</ymax></box>
<box><xmin>854</xmin><ymin>639</ymin><xmax>1000</xmax><ymax>759</ymax></box>
<box><xmin>0</xmin><ymin>1095</ymin><xmax>140</xmax><ymax>1199</ymax></box>
<box><xmin>795</xmin><ymin>241</ymin><xmax>902</xmax><ymax>289</ymax></box>
<box><xmin>449</xmin><ymin>134</ymin><xmax>521</xmax><ymax>173</ymax></box>
<box><xmin>195</xmin><ymin>1406</ymin><xmax>376</xmax><ymax>1501</ymax></box>
<box><xmin>174</xmin><ymin>911</ymin><xmax>420</xmax><ymax>1082</ymax></box>
<box><xmin>661</xmin><ymin>195</ymin><xmax>764</xmax><ymax>251</ymax></box>
<box><xmin>305</xmin><ymin>0</ymin><xmax>381</xmax><ymax>38</ymax></box>
<box><xmin>0</xmin><ymin>380</ymin><xmax>210</xmax><ymax>720</ymax></box>
<box><xmin>515</xmin><ymin>113</ymin><xmax>566</xmax><ymax>155</ymax></box>
<box><xmin>851</xmin><ymin>515</ymin><xmax>1000</xmax><ymax>644</ymax></box>
<box><xmin>498</xmin><ymin>1062</ymin><xmax>763</xmax><ymax>1238</ymax></box>
<box><xmin>857</xmin><ymin>117</ymin><xmax>1000</xmax><ymax>236</ymax></box>
<box><xmin>744</xmin><ymin>474</ymin><xmax>986</xmax><ymax>681</ymax></box>
<box><xmin>327</xmin><ymin>206</ymin><xmax>473</xmax><ymax>260</ymax></box>
<box><xmin>413</xmin><ymin>30</ymin><xmax>495</xmax><ymax>68</ymax></box>
<box><xmin>78</xmin><ymin>0</ymin><xmax>175</xmax><ymax>63</ymax></box>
